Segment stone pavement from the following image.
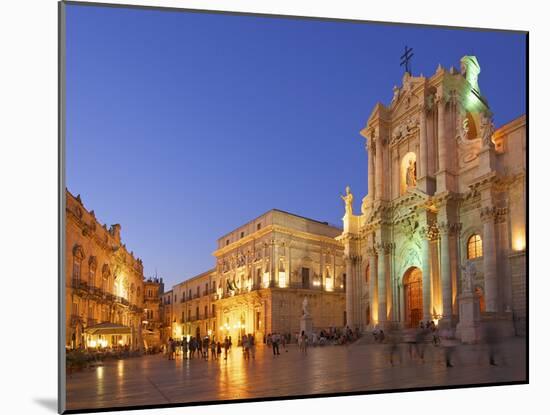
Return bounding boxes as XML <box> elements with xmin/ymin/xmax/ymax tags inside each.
<box><xmin>66</xmin><ymin>337</ymin><xmax>526</xmax><ymax>411</ymax></box>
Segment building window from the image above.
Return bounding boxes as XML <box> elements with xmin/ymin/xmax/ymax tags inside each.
<box><xmin>196</xmin><ymin>287</ymin><xmax>200</xmax><ymax>297</ymax></box>
<box><xmin>196</xmin><ymin>307</ymin><xmax>199</xmax><ymax>320</ymax></box>
<box><xmin>257</xmin><ymin>223</ymin><xmax>261</xmax><ymax>231</ymax></box>
<box><xmin>467</xmin><ymin>234</ymin><xmax>483</xmax><ymax>259</ymax></box>
<box><xmin>72</xmin><ymin>245</ymin><xmax>84</xmax><ymax>284</ymax></box>
<box><xmin>204</xmin><ymin>305</ymin><xmax>208</xmax><ymax>318</ymax></box>
<box><xmin>240</xmin><ymin>231</ymin><xmax>245</xmax><ymax>238</ymax></box>
<box><xmin>205</xmin><ymin>283</ymin><xmax>209</xmax><ymax>295</ymax></box>
<box><xmin>212</xmin><ymin>304</ymin><xmax>216</xmax><ymax>315</ymax></box>
<box><xmin>89</xmin><ymin>266</ymin><xmax>96</xmax><ymax>288</ymax></box>
<box><xmin>226</xmin><ymin>239</ymin><xmax>230</xmax><ymax>246</ymax></box>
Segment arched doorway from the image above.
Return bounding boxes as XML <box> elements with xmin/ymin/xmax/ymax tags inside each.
<box><xmin>403</xmin><ymin>267</ymin><xmax>423</xmax><ymax>328</ymax></box>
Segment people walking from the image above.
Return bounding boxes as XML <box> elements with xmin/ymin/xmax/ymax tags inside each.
<box><xmin>167</xmin><ymin>338</ymin><xmax>174</xmax><ymax>360</ymax></box>
<box><xmin>223</xmin><ymin>337</ymin><xmax>230</xmax><ymax>360</ymax></box>
<box><xmin>242</xmin><ymin>334</ymin><xmax>250</xmax><ymax>360</ymax></box>
<box><xmin>272</xmin><ymin>332</ymin><xmax>280</xmax><ymax>356</ymax></box>
<box><xmin>203</xmin><ymin>336</ymin><xmax>209</xmax><ymax>360</ymax></box>
<box><xmin>299</xmin><ymin>330</ymin><xmax>308</xmax><ymax>355</ymax></box>
<box><xmin>387</xmin><ymin>332</ymin><xmax>400</xmax><ymax>366</ymax></box>
<box><xmin>249</xmin><ymin>333</ymin><xmax>256</xmax><ymax>359</ymax></box>
<box><xmin>210</xmin><ymin>338</ymin><xmax>217</xmax><ymax>360</ymax></box>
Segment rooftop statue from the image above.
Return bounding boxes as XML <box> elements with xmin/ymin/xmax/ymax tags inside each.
<box><xmin>460</xmin><ymin>55</ymin><xmax>481</xmax><ymax>93</ymax></box>
<box><xmin>341</xmin><ymin>185</ymin><xmax>353</xmax><ymax>216</ymax></box>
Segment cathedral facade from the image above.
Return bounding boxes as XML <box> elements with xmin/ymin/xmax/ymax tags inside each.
<box><xmin>339</xmin><ymin>56</ymin><xmax>526</xmax><ymax>336</ymax></box>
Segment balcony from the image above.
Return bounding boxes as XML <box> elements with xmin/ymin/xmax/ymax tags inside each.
<box><xmin>86</xmin><ymin>318</ymin><xmax>97</xmax><ymax>327</ymax></box>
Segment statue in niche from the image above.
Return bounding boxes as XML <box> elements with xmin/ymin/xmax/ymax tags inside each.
<box><xmin>341</xmin><ymin>186</ymin><xmax>354</xmax><ymax>216</ymax></box>
<box><xmin>406</xmin><ymin>159</ymin><xmax>417</xmax><ymax>187</ymax></box>
<box><xmin>460</xmin><ymin>260</ymin><xmax>476</xmax><ymax>294</ymax></box>
<box><xmin>302</xmin><ymin>296</ymin><xmax>310</xmax><ymax>317</ymax></box>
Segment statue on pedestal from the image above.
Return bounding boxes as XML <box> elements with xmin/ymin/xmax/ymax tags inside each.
<box><xmin>302</xmin><ymin>296</ymin><xmax>310</xmax><ymax>317</ymax></box>
<box><xmin>460</xmin><ymin>260</ymin><xmax>476</xmax><ymax>294</ymax></box>
<box><xmin>341</xmin><ymin>186</ymin><xmax>353</xmax><ymax>216</ymax></box>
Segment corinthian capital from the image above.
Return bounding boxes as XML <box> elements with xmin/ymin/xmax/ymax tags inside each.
<box><xmin>480</xmin><ymin>206</ymin><xmax>497</xmax><ymax>224</ymax></box>
<box><xmin>420</xmin><ymin>224</ymin><xmax>439</xmax><ymax>241</ymax></box>
<box><xmin>438</xmin><ymin>221</ymin><xmax>460</xmax><ymax>236</ymax></box>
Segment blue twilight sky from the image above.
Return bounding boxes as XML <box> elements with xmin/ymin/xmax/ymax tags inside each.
<box><xmin>65</xmin><ymin>4</ymin><xmax>526</xmax><ymax>289</ymax></box>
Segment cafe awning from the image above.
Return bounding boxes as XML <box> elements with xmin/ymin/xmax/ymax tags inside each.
<box><xmin>84</xmin><ymin>322</ymin><xmax>131</xmax><ymax>335</ymax></box>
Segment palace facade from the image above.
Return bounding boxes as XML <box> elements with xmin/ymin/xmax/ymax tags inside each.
<box><xmin>339</xmin><ymin>56</ymin><xmax>526</xmax><ymax>336</ymax></box>
<box><xmin>65</xmin><ymin>190</ymin><xmax>152</xmax><ymax>350</ymax></box>
<box><xmin>163</xmin><ymin>209</ymin><xmax>346</xmax><ymax>343</ymax></box>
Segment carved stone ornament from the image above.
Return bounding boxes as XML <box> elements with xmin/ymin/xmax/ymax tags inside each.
<box><xmin>480</xmin><ymin>112</ymin><xmax>495</xmax><ymax>148</ymax></box>
<box><xmin>400</xmin><ymin>216</ymin><xmax>419</xmax><ymax>240</ymax></box>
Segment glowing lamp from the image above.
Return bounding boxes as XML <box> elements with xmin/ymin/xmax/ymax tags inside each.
<box><xmin>513</xmin><ymin>234</ymin><xmax>526</xmax><ymax>251</ymax></box>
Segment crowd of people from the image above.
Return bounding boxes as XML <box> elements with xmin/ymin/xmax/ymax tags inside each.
<box><xmin>165</xmin><ymin>334</ymin><xmax>259</xmax><ymax>361</ymax></box>
<box><xmin>162</xmin><ymin>322</ymin><xmax>505</xmax><ymax>369</ymax></box>
<box><xmin>163</xmin><ymin>326</ymin><xmax>363</xmax><ymax>362</ymax></box>
<box><xmin>370</xmin><ymin>320</ymin><xmax>502</xmax><ymax>369</ymax></box>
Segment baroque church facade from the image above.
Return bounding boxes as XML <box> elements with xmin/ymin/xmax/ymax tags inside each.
<box><xmin>339</xmin><ymin>56</ymin><xmax>526</xmax><ymax>336</ymax></box>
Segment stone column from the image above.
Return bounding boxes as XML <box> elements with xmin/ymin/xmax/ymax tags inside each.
<box><xmin>375</xmin><ymin>135</ymin><xmax>383</xmax><ymax>200</ymax></box>
<box><xmin>332</xmin><ymin>253</ymin><xmax>336</xmax><ymax>288</ymax></box>
<box><xmin>345</xmin><ymin>256</ymin><xmax>354</xmax><ymax>327</ymax></box>
<box><xmin>367</xmin><ymin>139</ymin><xmax>375</xmax><ymax>198</ymax></box>
<box><xmin>436</xmin><ymin>94</ymin><xmax>448</xmax><ymax>194</ymax></box>
<box><xmin>421</xmin><ymin>227</ymin><xmax>432</xmax><ymax>322</ymax></box>
<box><xmin>377</xmin><ymin>245</ymin><xmax>387</xmax><ymax>324</ymax></box>
<box><xmin>320</xmin><ymin>247</ymin><xmax>325</xmax><ymax>289</ymax></box>
<box><xmin>419</xmin><ymin>103</ymin><xmax>428</xmax><ymax>181</ymax></box>
<box><xmin>393</xmin><ymin>152</ymin><xmax>400</xmax><ymax>199</ymax></box>
<box><xmin>399</xmin><ymin>283</ymin><xmax>405</xmax><ymax>325</ymax></box>
<box><xmin>270</xmin><ymin>240</ymin><xmax>276</xmax><ymax>286</ymax></box>
<box><xmin>368</xmin><ymin>251</ymin><xmax>377</xmax><ymax>324</ymax></box>
<box><xmin>287</xmin><ymin>242</ymin><xmax>292</xmax><ymax>287</ymax></box>
<box><xmin>439</xmin><ymin>222</ymin><xmax>453</xmax><ymax>324</ymax></box>
<box><xmin>437</xmin><ymin>94</ymin><xmax>446</xmax><ymax>173</ymax></box>
<box><xmin>355</xmin><ymin>256</ymin><xmax>363</xmax><ymax>328</ymax></box>
<box><xmin>481</xmin><ymin>207</ymin><xmax>498</xmax><ymax>312</ymax></box>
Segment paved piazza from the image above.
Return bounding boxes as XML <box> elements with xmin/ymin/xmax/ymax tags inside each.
<box><xmin>66</xmin><ymin>338</ymin><xmax>526</xmax><ymax>411</ymax></box>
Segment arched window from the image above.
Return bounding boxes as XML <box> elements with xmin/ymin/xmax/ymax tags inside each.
<box><xmin>89</xmin><ymin>256</ymin><xmax>97</xmax><ymax>288</ymax></box>
<box><xmin>72</xmin><ymin>245</ymin><xmax>84</xmax><ymax>284</ymax></box>
<box><xmin>467</xmin><ymin>234</ymin><xmax>483</xmax><ymax>259</ymax></box>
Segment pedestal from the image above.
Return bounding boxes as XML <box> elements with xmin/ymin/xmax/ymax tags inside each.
<box><xmin>300</xmin><ymin>315</ymin><xmax>313</xmax><ymax>336</ymax></box>
<box><xmin>456</xmin><ymin>291</ymin><xmax>481</xmax><ymax>344</ymax></box>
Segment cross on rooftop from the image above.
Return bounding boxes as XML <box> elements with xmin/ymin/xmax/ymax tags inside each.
<box><xmin>400</xmin><ymin>45</ymin><xmax>414</xmax><ymax>74</ymax></box>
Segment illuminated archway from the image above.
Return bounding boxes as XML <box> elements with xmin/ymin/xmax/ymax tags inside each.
<box><xmin>403</xmin><ymin>267</ymin><xmax>423</xmax><ymax>328</ymax></box>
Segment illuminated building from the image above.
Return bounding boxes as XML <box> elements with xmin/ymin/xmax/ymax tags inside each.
<box><xmin>165</xmin><ymin>209</ymin><xmax>346</xmax><ymax>343</ymax></box>
<box><xmin>142</xmin><ymin>277</ymin><xmax>163</xmax><ymax>349</ymax></box>
<box><xmin>65</xmin><ymin>190</ymin><xmax>145</xmax><ymax>350</ymax></box>
<box><xmin>339</xmin><ymin>56</ymin><xmax>526</xmax><ymax>336</ymax></box>
<box><xmin>159</xmin><ymin>289</ymin><xmax>173</xmax><ymax>344</ymax></box>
